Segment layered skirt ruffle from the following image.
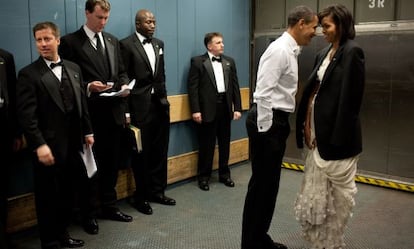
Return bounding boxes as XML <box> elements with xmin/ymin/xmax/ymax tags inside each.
<box><xmin>294</xmin><ymin>148</ymin><xmax>358</xmax><ymax>249</ymax></box>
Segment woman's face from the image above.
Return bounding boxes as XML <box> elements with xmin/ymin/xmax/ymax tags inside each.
<box><xmin>321</xmin><ymin>15</ymin><xmax>338</xmax><ymax>44</ymax></box>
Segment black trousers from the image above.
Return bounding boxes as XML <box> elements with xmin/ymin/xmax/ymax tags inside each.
<box><xmin>241</xmin><ymin>105</ymin><xmax>290</xmax><ymax>249</ymax></box>
<box><xmin>132</xmin><ymin>98</ymin><xmax>170</xmax><ymax>201</ymax></box>
<box><xmin>0</xmin><ymin>108</ymin><xmax>12</xmax><ymax>249</ymax></box>
<box><xmin>33</xmin><ymin>146</ymin><xmax>84</xmax><ymax>248</ymax></box>
<box><xmin>92</xmin><ymin>121</ymin><xmax>124</xmax><ymax>210</ymax></box>
<box><xmin>197</xmin><ymin>101</ymin><xmax>231</xmax><ymax>181</ymax></box>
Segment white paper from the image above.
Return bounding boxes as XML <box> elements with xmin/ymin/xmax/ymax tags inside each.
<box><xmin>99</xmin><ymin>79</ymin><xmax>136</xmax><ymax>97</ymax></box>
<box><xmin>79</xmin><ymin>144</ymin><xmax>98</xmax><ymax>178</ymax></box>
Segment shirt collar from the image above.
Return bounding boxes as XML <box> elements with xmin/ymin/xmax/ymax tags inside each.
<box><xmin>83</xmin><ymin>25</ymin><xmax>100</xmax><ymax>41</ymax></box>
<box><xmin>283</xmin><ymin>32</ymin><xmax>301</xmax><ymax>57</ymax></box>
<box><xmin>207</xmin><ymin>51</ymin><xmax>221</xmax><ymax>61</ymax></box>
<box><xmin>44</xmin><ymin>57</ymin><xmax>62</xmax><ymax>68</ymax></box>
<box><xmin>135</xmin><ymin>32</ymin><xmax>148</xmax><ymax>44</ymax></box>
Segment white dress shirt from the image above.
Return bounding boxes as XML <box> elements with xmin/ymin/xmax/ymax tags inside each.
<box><xmin>136</xmin><ymin>32</ymin><xmax>156</xmax><ymax>74</ymax></box>
<box><xmin>253</xmin><ymin>32</ymin><xmax>300</xmax><ymax>132</ymax></box>
<box><xmin>208</xmin><ymin>52</ymin><xmax>225</xmax><ymax>93</ymax></box>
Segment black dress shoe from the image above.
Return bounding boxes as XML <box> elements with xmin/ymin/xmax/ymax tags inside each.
<box><xmin>149</xmin><ymin>194</ymin><xmax>176</xmax><ymax>205</ymax></box>
<box><xmin>134</xmin><ymin>200</ymin><xmax>153</xmax><ymax>215</ymax></box>
<box><xmin>59</xmin><ymin>237</ymin><xmax>85</xmax><ymax>248</ymax></box>
<box><xmin>219</xmin><ymin>177</ymin><xmax>235</xmax><ymax>187</ymax></box>
<box><xmin>272</xmin><ymin>242</ymin><xmax>288</xmax><ymax>249</ymax></box>
<box><xmin>82</xmin><ymin>218</ymin><xmax>99</xmax><ymax>235</ymax></box>
<box><xmin>198</xmin><ymin>180</ymin><xmax>209</xmax><ymax>191</ymax></box>
<box><xmin>101</xmin><ymin>209</ymin><xmax>133</xmax><ymax>222</ymax></box>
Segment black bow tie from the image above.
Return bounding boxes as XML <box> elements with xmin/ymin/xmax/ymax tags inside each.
<box><xmin>50</xmin><ymin>61</ymin><xmax>63</xmax><ymax>69</ymax></box>
<box><xmin>212</xmin><ymin>57</ymin><xmax>222</xmax><ymax>62</ymax></box>
<box><xmin>143</xmin><ymin>38</ymin><xmax>152</xmax><ymax>44</ymax></box>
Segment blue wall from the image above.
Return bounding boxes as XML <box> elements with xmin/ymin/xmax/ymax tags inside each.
<box><xmin>0</xmin><ymin>0</ymin><xmax>250</xmax><ymax>196</ymax></box>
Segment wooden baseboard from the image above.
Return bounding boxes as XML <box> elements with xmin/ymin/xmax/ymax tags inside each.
<box><xmin>6</xmin><ymin>138</ymin><xmax>249</xmax><ymax>233</ymax></box>
<box><xmin>168</xmin><ymin>88</ymin><xmax>250</xmax><ymax>123</ymax></box>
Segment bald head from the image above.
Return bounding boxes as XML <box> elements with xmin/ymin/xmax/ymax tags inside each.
<box><xmin>135</xmin><ymin>9</ymin><xmax>156</xmax><ymax>38</ymax></box>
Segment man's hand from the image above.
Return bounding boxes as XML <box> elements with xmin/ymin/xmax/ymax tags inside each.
<box><xmin>36</xmin><ymin>144</ymin><xmax>55</xmax><ymax>166</ymax></box>
<box><xmin>119</xmin><ymin>84</ymin><xmax>131</xmax><ymax>97</ymax></box>
<box><xmin>233</xmin><ymin>111</ymin><xmax>242</xmax><ymax>120</ymax></box>
<box><xmin>192</xmin><ymin>112</ymin><xmax>202</xmax><ymax>124</ymax></box>
<box><xmin>88</xmin><ymin>81</ymin><xmax>112</xmax><ymax>93</ymax></box>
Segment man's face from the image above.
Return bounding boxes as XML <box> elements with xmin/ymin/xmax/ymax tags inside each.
<box><xmin>136</xmin><ymin>12</ymin><xmax>156</xmax><ymax>37</ymax></box>
<box><xmin>86</xmin><ymin>5</ymin><xmax>110</xmax><ymax>33</ymax></box>
<box><xmin>297</xmin><ymin>15</ymin><xmax>319</xmax><ymax>46</ymax></box>
<box><xmin>207</xmin><ymin>36</ymin><xmax>224</xmax><ymax>56</ymax></box>
<box><xmin>35</xmin><ymin>28</ymin><xmax>60</xmax><ymax>61</ymax></box>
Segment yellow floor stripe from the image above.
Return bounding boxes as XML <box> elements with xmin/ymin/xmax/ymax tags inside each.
<box><xmin>282</xmin><ymin>161</ymin><xmax>414</xmax><ymax>193</ymax></box>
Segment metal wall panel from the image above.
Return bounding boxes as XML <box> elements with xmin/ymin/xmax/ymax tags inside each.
<box><xmin>253</xmin><ymin>28</ymin><xmax>414</xmax><ymax>182</ymax></box>
<box><xmin>318</xmin><ymin>0</ymin><xmax>354</xmax><ymax>13</ymax></box>
<box><xmin>255</xmin><ymin>0</ymin><xmax>285</xmax><ymax>31</ymax></box>
<box><xmin>397</xmin><ymin>0</ymin><xmax>414</xmax><ymax>20</ymax></box>
<box><xmin>355</xmin><ymin>0</ymin><xmax>396</xmax><ymax>23</ymax></box>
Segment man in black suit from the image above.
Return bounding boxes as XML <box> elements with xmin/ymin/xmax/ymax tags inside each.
<box><xmin>0</xmin><ymin>48</ymin><xmax>23</xmax><ymax>249</ymax></box>
<box><xmin>187</xmin><ymin>32</ymin><xmax>242</xmax><ymax>191</ymax></box>
<box><xmin>59</xmin><ymin>0</ymin><xmax>132</xmax><ymax>235</ymax></box>
<box><xmin>120</xmin><ymin>9</ymin><xmax>175</xmax><ymax>215</ymax></box>
<box><xmin>16</xmin><ymin>21</ymin><xmax>93</xmax><ymax>249</ymax></box>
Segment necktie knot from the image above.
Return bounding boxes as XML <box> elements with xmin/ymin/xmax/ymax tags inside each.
<box><xmin>212</xmin><ymin>56</ymin><xmax>222</xmax><ymax>62</ymax></box>
<box><xmin>50</xmin><ymin>61</ymin><xmax>63</xmax><ymax>69</ymax></box>
<box><xmin>143</xmin><ymin>38</ymin><xmax>152</xmax><ymax>44</ymax></box>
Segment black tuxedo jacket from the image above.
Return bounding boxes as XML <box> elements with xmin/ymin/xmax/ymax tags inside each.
<box><xmin>59</xmin><ymin>27</ymin><xmax>128</xmax><ymax>126</ymax></box>
<box><xmin>16</xmin><ymin>57</ymin><xmax>93</xmax><ymax>163</ymax></box>
<box><xmin>120</xmin><ymin>34</ymin><xmax>168</xmax><ymax>125</ymax></box>
<box><xmin>296</xmin><ymin>39</ymin><xmax>365</xmax><ymax>160</ymax></box>
<box><xmin>187</xmin><ymin>53</ymin><xmax>242</xmax><ymax>123</ymax></box>
<box><xmin>0</xmin><ymin>48</ymin><xmax>19</xmax><ymax>136</ymax></box>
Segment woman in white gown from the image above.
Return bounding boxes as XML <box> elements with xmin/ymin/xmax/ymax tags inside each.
<box><xmin>294</xmin><ymin>4</ymin><xmax>365</xmax><ymax>249</ymax></box>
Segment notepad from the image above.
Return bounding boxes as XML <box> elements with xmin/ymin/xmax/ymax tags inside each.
<box><xmin>100</xmin><ymin>79</ymin><xmax>136</xmax><ymax>97</ymax></box>
<box><xmin>129</xmin><ymin>125</ymin><xmax>143</xmax><ymax>152</ymax></box>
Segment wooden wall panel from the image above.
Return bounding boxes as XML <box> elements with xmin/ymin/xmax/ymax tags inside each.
<box><xmin>169</xmin><ymin>88</ymin><xmax>250</xmax><ymax>123</ymax></box>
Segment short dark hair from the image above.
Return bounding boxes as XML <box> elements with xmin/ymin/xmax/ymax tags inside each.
<box><xmin>32</xmin><ymin>21</ymin><xmax>60</xmax><ymax>38</ymax></box>
<box><xmin>85</xmin><ymin>0</ymin><xmax>111</xmax><ymax>13</ymax></box>
<box><xmin>318</xmin><ymin>4</ymin><xmax>355</xmax><ymax>43</ymax></box>
<box><xmin>287</xmin><ymin>5</ymin><xmax>316</xmax><ymax>28</ymax></box>
<box><xmin>204</xmin><ymin>32</ymin><xmax>223</xmax><ymax>49</ymax></box>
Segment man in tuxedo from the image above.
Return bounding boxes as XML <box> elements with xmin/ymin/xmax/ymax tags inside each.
<box><xmin>59</xmin><ymin>0</ymin><xmax>132</xmax><ymax>235</ymax></box>
<box><xmin>120</xmin><ymin>9</ymin><xmax>175</xmax><ymax>215</ymax></box>
<box><xmin>187</xmin><ymin>32</ymin><xmax>242</xmax><ymax>191</ymax></box>
<box><xmin>16</xmin><ymin>21</ymin><xmax>93</xmax><ymax>249</ymax></box>
<box><xmin>0</xmin><ymin>48</ymin><xmax>23</xmax><ymax>249</ymax></box>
